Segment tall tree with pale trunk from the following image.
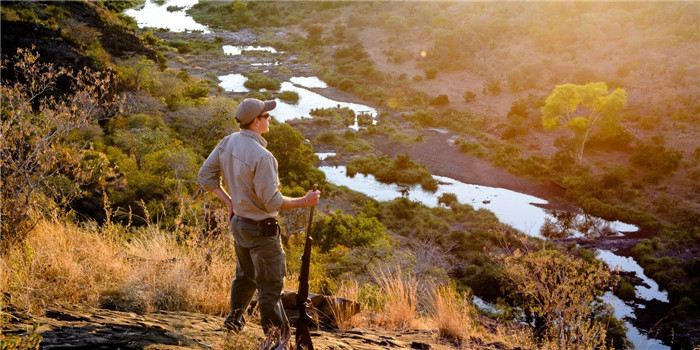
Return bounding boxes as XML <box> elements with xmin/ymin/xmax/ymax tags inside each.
<box><xmin>541</xmin><ymin>82</ymin><xmax>626</xmax><ymax>163</ymax></box>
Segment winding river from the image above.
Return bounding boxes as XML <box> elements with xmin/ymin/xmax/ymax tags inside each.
<box><xmin>124</xmin><ymin>2</ymin><xmax>670</xmax><ymax>348</ymax></box>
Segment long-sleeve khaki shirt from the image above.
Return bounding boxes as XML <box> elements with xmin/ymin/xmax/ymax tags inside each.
<box><xmin>198</xmin><ymin>129</ymin><xmax>283</xmax><ymax>221</ymax></box>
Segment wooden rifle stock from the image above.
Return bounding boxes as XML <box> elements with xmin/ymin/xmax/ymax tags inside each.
<box><xmin>295</xmin><ymin>184</ymin><xmax>317</xmax><ymax>350</ymax></box>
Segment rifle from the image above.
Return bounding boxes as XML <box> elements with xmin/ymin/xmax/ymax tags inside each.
<box><xmin>295</xmin><ymin>184</ymin><xmax>317</xmax><ymax>350</ymax></box>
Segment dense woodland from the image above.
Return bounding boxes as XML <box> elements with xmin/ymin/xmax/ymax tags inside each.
<box><xmin>1</xmin><ymin>1</ymin><xmax>698</xmax><ymax>349</ymax></box>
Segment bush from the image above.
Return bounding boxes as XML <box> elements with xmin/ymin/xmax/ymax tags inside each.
<box><xmin>347</xmin><ymin>154</ymin><xmax>437</xmax><ymax>191</ymax></box>
<box><xmin>278</xmin><ymin>90</ymin><xmax>299</xmax><ymax>104</ymax></box>
<box><xmin>312</xmin><ymin>210</ymin><xmax>391</xmax><ymax>253</ymax></box>
<box><xmin>614</xmin><ymin>281</ymin><xmax>636</xmax><ymax>301</ymax></box>
<box><xmin>630</xmin><ymin>138</ymin><xmax>683</xmax><ymax>174</ymax></box>
<box><xmin>338</xmin><ymin>78</ymin><xmax>356</xmax><ymax>91</ymax></box>
<box><xmin>494</xmin><ymin>248</ymin><xmax>618</xmax><ymax>349</ymax></box>
<box><xmin>333</xmin><ymin>42</ymin><xmax>369</xmax><ymax>62</ymax></box>
<box><xmin>429</xmin><ymin>94</ymin><xmax>449</xmax><ymax>106</ymax></box>
<box><xmin>244</xmin><ymin>91</ymin><xmax>273</xmax><ymax>101</ymax></box>
<box><xmin>243</xmin><ymin>74</ymin><xmax>281</xmax><ymax>91</ymax></box>
<box><xmin>455</xmin><ymin>139</ymin><xmax>487</xmax><ymax>157</ymax></box>
<box><xmin>483</xmin><ymin>77</ymin><xmax>501</xmax><ymax>95</ymax></box>
<box><xmin>1</xmin><ymin>49</ymin><xmax>118</xmax><ymax>248</ymax></box>
<box><xmin>463</xmin><ymin>90</ymin><xmax>476</xmax><ymax>103</ymax></box>
<box><xmin>264</xmin><ymin>123</ymin><xmax>323</xmax><ymax>187</ymax></box>
<box><xmin>165</xmin><ymin>39</ymin><xmax>192</xmax><ymax>54</ymax></box>
<box><xmin>599</xmin><ymin>166</ymin><xmax>629</xmax><ymax>189</ymax></box>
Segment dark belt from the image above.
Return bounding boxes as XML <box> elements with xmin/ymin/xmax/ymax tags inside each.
<box><xmin>235</xmin><ymin>216</ymin><xmax>259</xmax><ymax>225</ymax></box>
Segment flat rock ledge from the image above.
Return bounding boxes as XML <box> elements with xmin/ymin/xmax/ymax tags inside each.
<box><xmin>3</xmin><ymin>304</ymin><xmax>443</xmax><ymax>350</ymax></box>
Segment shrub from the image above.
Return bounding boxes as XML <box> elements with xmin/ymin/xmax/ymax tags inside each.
<box><xmin>463</xmin><ymin>90</ymin><xmax>476</xmax><ymax>103</ymax></box>
<box><xmin>600</xmin><ymin>166</ymin><xmax>629</xmax><ymax>189</ymax></box>
<box><xmin>243</xmin><ymin>74</ymin><xmax>281</xmax><ymax>91</ymax></box>
<box><xmin>264</xmin><ymin>123</ymin><xmax>323</xmax><ymax>187</ymax></box>
<box><xmin>1</xmin><ymin>48</ymin><xmax>118</xmax><ymax>248</ymax></box>
<box><xmin>429</xmin><ymin>94</ymin><xmax>449</xmax><ymax>106</ymax></box>
<box><xmin>315</xmin><ymin>130</ymin><xmax>341</xmax><ymax>145</ymax></box>
<box><xmin>333</xmin><ymin>42</ymin><xmax>369</xmax><ymax>62</ymax></box>
<box><xmin>357</xmin><ymin>112</ymin><xmax>373</xmax><ymax>126</ymax></box>
<box><xmin>338</xmin><ymin>78</ymin><xmax>356</xmax><ymax>91</ymax></box>
<box><xmin>614</xmin><ymin>281</ymin><xmax>636</xmax><ymax>301</ymax></box>
<box><xmin>347</xmin><ymin>154</ymin><xmax>437</xmax><ymax>191</ymax></box>
<box><xmin>494</xmin><ymin>248</ymin><xmax>618</xmax><ymax>349</ymax></box>
<box><xmin>483</xmin><ymin>76</ymin><xmax>501</xmax><ymax>95</ymax></box>
<box><xmin>165</xmin><ymin>39</ymin><xmax>193</xmax><ymax>54</ymax></box>
<box><xmin>438</xmin><ymin>193</ymin><xmax>458</xmax><ymax>207</ymax></box>
<box><xmin>278</xmin><ymin>90</ymin><xmax>299</xmax><ymax>104</ymax></box>
<box><xmin>630</xmin><ymin>138</ymin><xmax>683</xmax><ymax>174</ymax></box>
<box><xmin>312</xmin><ymin>211</ymin><xmax>391</xmax><ymax>253</ymax></box>
<box><xmin>455</xmin><ymin>139</ymin><xmax>487</xmax><ymax>157</ymax></box>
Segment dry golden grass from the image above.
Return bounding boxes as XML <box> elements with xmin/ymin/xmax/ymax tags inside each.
<box><xmin>2</xmin><ymin>219</ymin><xmax>127</xmax><ymax>312</ymax></box>
<box><xmin>329</xmin><ymin>280</ymin><xmax>362</xmax><ymax>332</ymax></box>
<box><xmin>1</xmin><ymin>217</ymin><xmax>236</xmax><ymax>316</ymax></box>
<box><xmin>429</xmin><ymin>286</ymin><xmax>479</xmax><ymax>343</ymax></box>
<box><xmin>373</xmin><ymin>268</ymin><xmax>422</xmax><ymax>332</ymax></box>
<box><xmin>427</xmin><ymin>285</ymin><xmax>536</xmax><ymax>349</ymax></box>
<box><xmin>2</xmin><ymin>217</ymin><xmax>536</xmax><ymax>350</ymax></box>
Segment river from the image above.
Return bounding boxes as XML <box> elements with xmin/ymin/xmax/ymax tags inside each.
<box><xmin>123</xmin><ymin>2</ymin><xmax>670</xmax><ymax>348</ymax></box>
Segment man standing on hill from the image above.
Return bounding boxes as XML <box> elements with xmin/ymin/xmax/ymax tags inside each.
<box><xmin>198</xmin><ymin>98</ymin><xmax>321</xmax><ymax>335</ymax></box>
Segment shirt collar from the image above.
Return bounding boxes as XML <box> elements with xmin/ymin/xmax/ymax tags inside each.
<box><xmin>240</xmin><ymin>128</ymin><xmax>268</xmax><ymax>148</ymax></box>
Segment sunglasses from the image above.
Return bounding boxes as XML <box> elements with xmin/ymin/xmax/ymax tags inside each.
<box><xmin>257</xmin><ymin>113</ymin><xmax>271</xmax><ymax>120</ymax></box>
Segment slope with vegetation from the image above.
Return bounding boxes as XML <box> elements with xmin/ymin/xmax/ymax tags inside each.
<box><xmin>2</xmin><ymin>1</ymin><xmax>698</xmax><ymax>349</ymax></box>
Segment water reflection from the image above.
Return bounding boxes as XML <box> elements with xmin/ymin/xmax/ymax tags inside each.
<box><xmin>271</xmin><ymin>82</ymin><xmax>376</xmax><ymax>128</ymax></box>
<box><xmin>539</xmin><ymin>210</ymin><xmax>635</xmax><ymax>239</ymax></box>
<box><xmin>596</xmin><ymin>250</ymin><xmax>669</xmax><ymax>303</ymax></box>
<box><xmin>603</xmin><ymin>293</ymin><xmax>669</xmax><ymax>349</ymax></box>
<box><xmin>222</xmin><ymin>45</ymin><xmax>279</xmax><ymax>55</ymax></box>
<box><xmin>218</xmin><ymin>73</ymin><xmax>248</xmax><ymax>92</ymax></box>
<box><xmin>319</xmin><ymin>165</ymin><xmax>637</xmax><ymax>237</ymax></box>
<box><xmin>123</xmin><ymin>0</ymin><xmax>209</xmax><ymax>33</ymax></box>
<box><xmin>290</xmin><ymin>76</ymin><xmax>328</xmax><ymax>88</ymax></box>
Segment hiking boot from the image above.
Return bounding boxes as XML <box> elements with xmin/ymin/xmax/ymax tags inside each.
<box><xmin>224</xmin><ymin>314</ymin><xmax>244</xmax><ymax>332</ymax></box>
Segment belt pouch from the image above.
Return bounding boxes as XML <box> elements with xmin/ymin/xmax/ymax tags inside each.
<box><xmin>258</xmin><ymin>218</ymin><xmax>280</xmax><ymax>236</ymax></box>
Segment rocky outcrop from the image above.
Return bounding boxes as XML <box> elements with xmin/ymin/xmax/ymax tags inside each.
<box><xmin>3</xmin><ymin>304</ymin><xmax>438</xmax><ymax>350</ymax></box>
<box><xmin>1</xmin><ymin>1</ymin><xmax>160</xmax><ymax>73</ymax></box>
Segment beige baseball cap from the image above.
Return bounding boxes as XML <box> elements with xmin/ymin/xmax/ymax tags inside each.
<box><xmin>235</xmin><ymin>98</ymin><xmax>276</xmax><ymax>124</ymax></box>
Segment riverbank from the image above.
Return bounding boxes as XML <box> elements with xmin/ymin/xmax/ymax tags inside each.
<box><xmin>128</xmin><ymin>3</ymin><xmax>692</xmax><ymax>347</ymax></box>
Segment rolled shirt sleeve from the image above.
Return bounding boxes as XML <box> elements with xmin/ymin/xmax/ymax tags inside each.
<box><xmin>254</xmin><ymin>153</ymin><xmax>284</xmax><ymax>213</ymax></box>
<box><xmin>198</xmin><ymin>140</ymin><xmax>223</xmax><ymax>191</ymax></box>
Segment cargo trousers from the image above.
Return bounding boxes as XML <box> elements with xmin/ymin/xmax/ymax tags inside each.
<box><xmin>225</xmin><ymin>217</ymin><xmax>288</xmax><ymax>335</ymax></box>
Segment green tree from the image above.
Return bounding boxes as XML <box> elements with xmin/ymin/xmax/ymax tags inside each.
<box><xmin>113</xmin><ymin>127</ymin><xmax>174</xmax><ymax>170</ymax></box>
<box><xmin>264</xmin><ymin>123</ymin><xmax>323</xmax><ymax>187</ymax></box>
<box><xmin>384</xmin><ymin>15</ymin><xmax>407</xmax><ymax>41</ymax></box>
<box><xmin>116</xmin><ymin>56</ymin><xmax>157</xmax><ymax>91</ymax></box>
<box><xmin>312</xmin><ymin>210</ymin><xmax>391</xmax><ymax>253</ymax></box>
<box><xmin>541</xmin><ymin>82</ymin><xmax>626</xmax><ymax>163</ymax></box>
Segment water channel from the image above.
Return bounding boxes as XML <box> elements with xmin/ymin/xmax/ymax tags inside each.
<box><xmin>123</xmin><ymin>2</ymin><xmax>670</xmax><ymax>348</ymax></box>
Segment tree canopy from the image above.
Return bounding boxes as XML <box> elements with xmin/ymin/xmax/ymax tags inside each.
<box><xmin>541</xmin><ymin>82</ymin><xmax>626</xmax><ymax>163</ymax></box>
